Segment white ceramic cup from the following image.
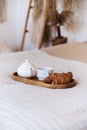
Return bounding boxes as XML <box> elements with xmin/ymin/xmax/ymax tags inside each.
<box><xmin>41</xmin><ymin>66</ymin><xmax>53</xmax><ymax>75</ymax></box>
<box><xmin>37</xmin><ymin>66</ymin><xmax>53</xmax><ymax>80</ymax></box>
<box><xmin>37</xmin><ymin>68</ymin><xmax>49</xmax><ymax>80</ymax></box>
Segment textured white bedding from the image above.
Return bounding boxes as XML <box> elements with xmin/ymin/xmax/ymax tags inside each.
<box><xmin>0</xmin><ymin>50</ymin><xmax>87</xmax><ymax>130</ymax></box>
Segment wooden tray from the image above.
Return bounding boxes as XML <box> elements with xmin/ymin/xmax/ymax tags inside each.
<box><xmin>12</xmin><ymin>72</ymin><xmax>77</xmax><ymax>89</ymax></box>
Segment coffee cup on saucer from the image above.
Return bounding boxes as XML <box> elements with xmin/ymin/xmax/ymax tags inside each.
<box><xmin>37</xmin><ymin>68</ymin><xmax>49</xmax><ymax>80</ymax></box>
<box><xmin>36</xmin><ymin>66</ymin><xmax>53</xmax><ymax>80</ymax></box>
<box><xmin>41</xmin><ymin>66</ymin><xmax>53</xmax><ymax>75</ymax></box>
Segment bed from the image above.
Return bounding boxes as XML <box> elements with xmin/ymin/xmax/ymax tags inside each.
<box><xmin>0</xmin><ymin>42</ymin><xmax>87</xmax><ymax>130</ymax></box>
<box><xmin>44</xmin><ymin>42</ymin><xmax>87</xmax><ymax>62</ymax></box>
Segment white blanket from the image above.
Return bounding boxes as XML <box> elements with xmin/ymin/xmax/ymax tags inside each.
<box><xmin>0</xmin><ymin>50</ymin><xmax>87</xmax><ymax>130</ymax></box>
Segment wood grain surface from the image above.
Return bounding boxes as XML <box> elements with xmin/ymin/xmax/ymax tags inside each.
<box><xmin>12</xmin><ymin>72</ymin><xmax>76</xmax><ymax>89</ymax></box>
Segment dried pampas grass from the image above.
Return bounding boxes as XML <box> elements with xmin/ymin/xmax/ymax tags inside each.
<box><xmin>56</xmin><ymin>0</ymin><xmax>80</xmax><ymax>30</ymax></box>
<box><xmin>32</xmin><ymin>0</ymin><xmax>57</xmax><ymax>41</ymax></box>
<box><xmin>57</xmin><ymin>0</ymin><xmax>79</xmax><ymax>11</ymax></box>
<box><xmin>33</xmin><ymin>0</ymin><xmax>43</xmax><ymax>20</ymax></box>
<box><xmin>30</xmin><ymin>0</ymin><xmax>81</xmax><ymax>46</ymax></box>
<box><xmin>47</xmin><ymin>0</ymin><xmax>57</xmax><ymax>24</ymax></box>
<box><xmin>62</xmin><ymin>0</ymin><xmax>79</xmax><ymax>11</ymax></box>
<box><xmin>33</xmin><ymin>0</ymin><xmax>57</xmax><ymax>22</ymax></box>
<box><xmin>55</xmin><ymin>10</ymin><xmax>75</xmax><ymax>30</ymax></box>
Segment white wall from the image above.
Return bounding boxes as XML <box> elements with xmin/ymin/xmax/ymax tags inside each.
<box><xmin>0</xmin><ymin>0</ymin><xmax>30</xmax><ymax>51</ymax></box>
<box><xmin>0</xmin><ymin>0</ymin><xmax>18</xmax><ymax>51</ymax></box>
<box><xmin>0</xmin><ymin>0</ymin><xmax>87</xmax><ymax>51</ymax></box>
<box><xmin>17</xmin><ymin>0</ymin><xmax>33</xmax><ymax>51</ymax></box>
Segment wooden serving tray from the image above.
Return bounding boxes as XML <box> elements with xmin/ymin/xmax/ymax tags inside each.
<box><xmin>12</xmin><ymin>72</ymin><xmax>76</xmax><ymax>89</ymax></box>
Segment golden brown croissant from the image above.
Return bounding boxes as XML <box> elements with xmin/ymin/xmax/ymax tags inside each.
<box><xmin>43</xmin><ymin>72</ymin><xmax>73</xmax><ymax>84</ymax></box>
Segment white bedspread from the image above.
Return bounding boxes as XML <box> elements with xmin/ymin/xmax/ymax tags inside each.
<box><xmin>0</xmin><ymin>50</ymin><xmax>87</xmax><ymax>130</ymax></box>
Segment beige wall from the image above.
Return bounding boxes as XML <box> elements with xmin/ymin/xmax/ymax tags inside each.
<box><xmin>0</xmin><ymin>0</ymin><xmax>87</xmax><ymax>51</ymax></box>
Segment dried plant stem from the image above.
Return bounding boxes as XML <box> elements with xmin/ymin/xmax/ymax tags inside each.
<box><xmin>32</xmin><ymin>0</ymin><xmax>57</xmax><ymax>41</ymax></box>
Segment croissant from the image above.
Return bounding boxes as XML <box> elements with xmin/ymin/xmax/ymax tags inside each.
<box><xmin>43</xmin><ymin>72</ymin><xmax>73</xmax><ymax>84</ymax></box>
